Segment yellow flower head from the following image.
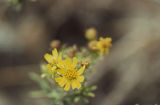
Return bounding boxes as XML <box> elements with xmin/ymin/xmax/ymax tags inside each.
<box><xmin>44</xmin><ymin>48</ymin><xmax>62</xmax><ymax>78</ymax></box>
<box><xmin>97</xmin><ymin>37</ymin><xmax>112</xmax><ymax>55</ymax></box>
<box><xmin>55</xmin><ymin>57</ymin><xmax>85</xmax><ymax>91</ymax></box>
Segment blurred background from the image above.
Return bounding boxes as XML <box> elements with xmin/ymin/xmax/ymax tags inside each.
<box><xmin>0</xmin><ymin>0</ymin><xmax>160</xmax><ymax>105</ymax></box>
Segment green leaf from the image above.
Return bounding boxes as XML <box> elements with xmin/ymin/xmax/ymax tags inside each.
<box><xmin>90</xmin><ymin>85</ymin><xmax>97</xmax><ymax>91</ymax></box>
<box><xmin>12</xmin><ymin>0</ymin><xmax>18</xmax><ymax>5</ymax></box>
<box><xmin>83</xmin><ymin>98</ymin><xmax>89</xmax><ymax>103</ymax></box>
<box><xmin>29</xmin><ymin>72</ymin><xmax>50</xmax><ymax>91</ymax></box>
<box><xmin>47</xmin><ymin>90</ymin><xmax>61</xmax><ymax>99</ymax></box>
<box><xmin>87</xmin><ymin>92</ymin><xmax>95</xmax><ymax>97</ymax></box>
<box><xmin>29</xmin><ymin>90</ymin><xmax>45</xmax><ymax>98</ymax></box>
<box><xmin>40</xmin><ymin>63</ymin><xmax>48</xmax><ymax>71</ymax></box>
<box><xmin>74</xmin><ymin>97</ymin><xmax>80</xmax><ymax>103</ymax></box>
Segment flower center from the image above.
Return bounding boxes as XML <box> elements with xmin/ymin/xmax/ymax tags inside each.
<box><xmin>65</xmin><ymin>69</ymin><xmax>78</xmax><ymax>80</ymax></box>
<box><xmin>50</xmin><ymin>62</ymin><xmax>55</xmax><ymax>67</ymax></box>
<box><xmin>102</xmin><ymin>42</ymin><xmax>109</xmax><ymax>47</ymax></box>
<box><xmin>50</xmin><ymin>59</ymin><xmax>57</xmax><ymax>66</ymax></box>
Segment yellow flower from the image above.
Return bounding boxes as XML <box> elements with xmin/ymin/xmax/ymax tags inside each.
<box><xmin>97</xmin><ymin>37</ymin><xmax>112</xmax><ymax>55</ymax></box>
<box><xmin>55</xmin><ymin>57</ymin><xmax>85</xmax><ymax>91</ymax></box>
<box><xmin>44</xmin><ymin>48</ymin><xmax>62</xmax><ymax>78</ymax></box>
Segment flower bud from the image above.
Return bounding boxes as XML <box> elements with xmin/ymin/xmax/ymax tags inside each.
<box><xmin>67</xmin><ymin>45</ymin><xmax>78</xmax><ymax>57</ymax></box>
<box><xmin>50</xmin><ymin>40</ymin><xmax>61</xmax><ymax>49</ymax></box>
<box><xmin>88</xmin><ymin>40</ymin><xmax>98</xmax><ymax>51</ymax></box>
<box><xmin>85</xmin><ymin>28</ymin><xmax>97</xmax><ymax>40</ymax></box>
<box><xmin>81</xmin><ymin>58</ymin><xmax>91</xmax><ymax>67</ymax></box>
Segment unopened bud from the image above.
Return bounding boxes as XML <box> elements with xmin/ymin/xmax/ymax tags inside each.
<box><xmin>67</xmin><ymin>45</ymin><xmax>78</xmax><ymax>57</ymax></box>
<box><xmin>88</xmin><ymin>40</ymin><xmax>98</xmax><ymax>51</ymax></box>
<box><xmin>50</xmin><ymin>40</ymin><xmax>61</xmax><ymax>49</ymax></box>
<box><xmin>85</xmin><ymin>28</ymin><xmax>97</xmax><ymax>40</ymax></box>
<box><xmin>81</xmin><ymin>58</ymin><xmax>91</xmax><ymax>67</ymax></box>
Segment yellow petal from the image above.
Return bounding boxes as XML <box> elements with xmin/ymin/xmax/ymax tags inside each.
<box><xmin>64</xmin><ymin>58</ymin><xmax>72</xmax><ymax>68</ymax></box>
<box><xmin>56</xmin><ymin>69</ymin><xmax>65</xmax><ymax>75</ymax></box>
<box><xmin>56</xmin><ymin>53</ymin><xmax>63</xmax><ymax>68</ymax></box>
<box><xmin>100</xmin><ymin>47</ymin><xmax>104</xmax><ymax>55</ymax></box>
<box><xmin>76</xmin><ymin>82</ymin><xmax>81</xmax><ymax>89</ymax></box>
<box><xmin>99</xmin><ymin>37</ymin><xmax>104</xmax><ymax>41</ymax></box>
<box><xmin>72</xmin><ymin>80</ymin><xmax>81</xmax><ymax>89</ymax></box>
<box><xmin>55</xmin><ymin>77</ymin><xmax>62</xmax><ymax>83</ymax></box>
<box><xmin>44</xmin><ymin>54</ymin><xmax>54</xmax><ymax>63</ymax></box>
<box><xmin>64</xmin><ymin>82</ymin><xmax>70</xmax><ymax>91</ymax></box>
<box><xmin>58</xmin><ymin>52</ymin><xmax>62</xmax><ymax>61</ymax></box>
<box><xmin>77</xmin><ymin>66</ymin><xmax>85</xmax><ymax>75</ymax></box>
<box><xmin>71</xmin><ymin>80</ymin><xmax>77</xmax><ymax>89</ymax></box>
<box><xmin>72</xmin><ymin>57</ymin><xmax>77</xmax><ymax>68</ymax></box>
<box><xmin>105</xmin><ymin>48</ymin><xmax>109</xmax><ymax>54</ymax></box>
<box><xmin>55</xmin><ymin>77</ymin><xmax>66</xmax><ymax>87</ymax></box>
<box><xmin>53</xmin><ymin>66</ymin><xmax>57</xmax><ymax>70</ymax></box>
<box><xmin>106</xmin><ymin>37</ymin><xmax>112</xmax><ymax>42</ymax></box>
<box><xmin>57</xmin><ymin>59</ymin><xmax>65</xmax><ymax>70</ymax></box>
<box><xmin>77</xmin><ymin>76</ymin><xmax>84</xmax><ymax>82</ymax></box>
<box><xmin>46</xmin><ymin>64</ymin><xmax>54</xmax><ymax>74</ymax></box>
<box><xmin>52</xmin><ymin>49</ymin><xmax>58</xmax><ymax>59</ymax></box>
<box><xmin>46</xmin><ymin>64</ymin><xmax>51</xmax><ymax>70</ymax></box>
<box><xmin>51</xmin><ymin>66</ymin><xmax>57</xmax><ymax>78</ymax></box>
<box><xmin>59</xmin><ymin>77</ymin><xmax>67</xmax><ymax>87</ymax></box>
<box><xmin>66</xmin><ymin>58</ymin><xmax>72</xmax><ymax>65</ymax></box>
<box><xmin>96</xmin><ymin>42</ymin><xmax>101</xmax><ymax>48</ymax></box>
<box><xmin>105</xmin><ymin>38</ymin><xmax>112</xmax><ymax>47</ymax></box>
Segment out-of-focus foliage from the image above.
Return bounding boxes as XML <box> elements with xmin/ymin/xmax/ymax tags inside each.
<box><xmin>10</xmin><ymin>0</ymin><xmax>31</xmax><ymax>11</ymax></box>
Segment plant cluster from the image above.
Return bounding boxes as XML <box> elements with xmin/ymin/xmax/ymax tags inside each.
<box><xmin>30</xmin><ymin>28</ymin><xmax>112</xmax><ymax>105</ymax></box>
